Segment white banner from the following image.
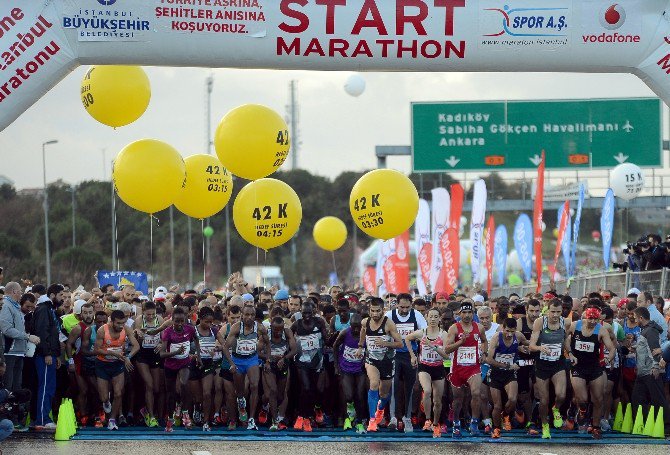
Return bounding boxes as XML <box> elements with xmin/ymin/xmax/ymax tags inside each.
<box><xmin>430</xmin><ymin>188</ymin><xmax>450</xmax><ymax>292</ymax></box>
<box><xmin>470</xmin><ymin>179</ymin><xmax>487</xmax><ymax>284</ymax></box>
<box><xmin>375</xmin><ymin>238</ymin><xmax>391</xmax><ymax>297</ymax></box>
<box><xmin>2</xmin><ymin>1</ymin><xmax>670</xmax><ymax>131</ymax></box>
<box><xmin>415</xmin><ymin>199</ymin><xmax>432</xmax><ymax>296</ymax></box>
<box><xmin>532</xmin><ymin>181</ymin><xmax>589</xmax><ymax>202</ymax></box>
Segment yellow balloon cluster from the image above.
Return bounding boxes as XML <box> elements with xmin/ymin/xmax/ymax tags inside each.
<box><xmin>214</xmin><ymin>104</ymin><xmax>290</xmax><ymax>180</ymax></box>
<box><xmin>313</xmin><ymin>217</ymin><xmax>347</xmax><ymax>251</ymax></box>
<box><xmin>81</xmin><ymin>66</ymin><xmax>151</xmax><ymax>128</ymax></box>
<box><xmin>350</xmin><ymin>169</ymin><xmax>419</xmax><ymax>240</ymax></box>
<box><xmin>113</xmin><ymin>139</ymin><xmax>185</xmax><ymax>214</ymax></box>
<box><xmin>233</xmin><ymin>179</ymin><xmax>302</xmax><ymax>250</ymax></box>
<box><xmin>175</xmin><ymin>154</ymin><xmax>233</xmax><ymax>219</ymax></box>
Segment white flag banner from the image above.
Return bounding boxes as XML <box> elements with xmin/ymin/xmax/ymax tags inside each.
<box><xmin>376</xmin><ymin>239</ymin><xmax>392</xmax><ymax>296</ymax></box>
<box><xmin>429</xmin><ymin>188</ymin><xmax>450</xmax><ymax>292</ymax></box>
<box><xmin>415</xmin><ymin>199</ymin><xmax>432</xmax><ymax>296</ymax></box>
<box><xmin>470</xmin><ymin>180</ymin><xmax>487</xmax><ymax>284</ymax></box>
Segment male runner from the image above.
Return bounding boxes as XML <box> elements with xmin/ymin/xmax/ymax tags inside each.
<box><xmin>357</xmin><ymin>297</ymin><xmax>403</xmax><ymax>432</ymax></box>
<box><xmin>81</xmin><ymin>311</ymin><xmax>109</xmax><ymax>427</ymax></box>
<box><xmin>265</xmin><ymin>315</ymin><xmax>297</xmax><ymax>430</ymax></box>
<box><xmin>516</xmin><ymin>299</ymin><xmax>541</xmax><ymax>432</ymax></box>
<box><xmin>133</xmin><ymin>301</ymin><xmax>165</xmax><ymax>428</ymax></box>
<box><xmin>333</xmin><ymin>313</ymin><xmax>367</xmax><ymax>433</ymax></box>
<box><xmin>65</xmin><ymin>303</ymin><xmax>95</xmax><ymax>425</ymax></box>
<box><xmin>477</xmin><ymin>306</ymin><xmax>499</xmax><ymax>433</ymax></box>
<box><xmin>216</xmin><ymin>305</ymin><xmax>242</xmax><ymax>429</ymax></box>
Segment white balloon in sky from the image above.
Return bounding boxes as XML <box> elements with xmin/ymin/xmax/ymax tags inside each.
<box><xmin>611</xmin><ymin>162</ymin><xmax>645</xmax><ymax>200</ymax></box>
<box><xmin>344</xmin><ymin>73</ymin><xmax>366</xmax><ymax>97</ymax></box>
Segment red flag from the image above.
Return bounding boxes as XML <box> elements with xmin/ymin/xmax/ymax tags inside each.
<box><xmin>362</xmin><ymin>266</ymin><xmax>376</xmax><ymax>293</ymax></box>
<box><xmin>440</xmin><ymin>227</ymin><xmax>460</xmax><ymax>295</ymax></box>
<box><xmin>383</xmin><ymin>231</ymin><xmax>410</xmax><ymax>294</ymax></box>
<box><xmin>533</xmin><ymin>150</ymin><xmax>546</xmax><ymax>292</ymax></box>
<box><xmin>418</xmin><ymin>242</ymin><xmax>432</xmax><ymax>289</ymax></box>
<box><xmin>553</xmin><ymin>200</ymin><xmax>570</xmax><ymax>280</ymax></box>
<box><xmin>486</xmin><ymin>215</ymin><xmax>495</xmax><ymax>296</ymax></box>
<box><xmin>449</xmin><ymin>183</ymin><xmax>464</xmax><ymax>231</ymax></box>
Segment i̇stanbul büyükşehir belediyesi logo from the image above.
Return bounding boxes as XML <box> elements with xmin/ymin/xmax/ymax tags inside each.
<box><xmin>600</xmin><ymin>4</ymin><xmax>625</xmax><ymax>30</ymax></box>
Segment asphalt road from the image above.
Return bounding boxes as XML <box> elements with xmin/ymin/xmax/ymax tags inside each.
<box><xmin>2</xmin><ymin>439</ymin><xmax>669</xmax><ymax>455</ymax></box>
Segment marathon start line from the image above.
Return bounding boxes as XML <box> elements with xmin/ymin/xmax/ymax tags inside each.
<box><xmin>70</xmin><ymin>427</ymin><xmax>668</xmax><ymax>445</ymax></box>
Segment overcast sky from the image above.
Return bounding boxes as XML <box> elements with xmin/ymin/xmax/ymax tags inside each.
<box><xmin>0</xmin><ymin>67</ymin><xmax>659</xmax><ymax>191</ymax></box>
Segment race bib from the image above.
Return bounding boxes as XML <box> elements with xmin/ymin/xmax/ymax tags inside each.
<box><xmin>396</xmin><ymin>323</ymin><xmax>415</xmax><ymax>339</ymax></box>
<box><xmin>539</xmin><ymin>343</ymin><xmax>562</xmax><ymax>361</ymax></box>
<box><xmin>235</xmin><ymin>339</ymin><xmax>257</xmax><ymax>356</ymax></box>
<box><xmin>518</xmin><ymin>359</ymin><xmax>534</xmax><ymax>367</ymax></box>
<box><xmin>343</xmin><ymin>345</ymin><xmax>363</xmax><ymax>362</ymax></box>
<box><xmin>170</xmin><ymin>341</ymin><xmax>190</xmax><ymax>360</ymax></box>
<box><xmin>143</xmin><ymin>334</ymin><xmax>160</xmax><ymax>348</ymax></box>
<box><xmin>495</xmin><ymin>353</ymin><xmax>514</xmax><ymax>366</ymax></box>
<box><xmin>420</xmin><ymin>346</ymin><xmax>442</xmax><ymax>364</ymax></box>
<box><xmin>271</xmin><ymin>346</ymin><xmax>287</xmax><ymax>357</ymax></box>
<box><xmin>456</xmin><ymin>346</ymin><xmax>477</xmax><ymax>366</ymax></box>
<box><xmin>200</xmin><ymin>340</ymin><xmax>216</xmax><ymax>358</ymax></box>
<box><xmin>575</xmin><ymin>340</ymin><xmax>594</xmax><ymax>353</ymax></box>
<box><xmin>105</xmin><ymin>346</ymin><xmax>123</xmax><ymax>361</ymax></box>
<box><xmin>299</xmin><ymin>333</ymin><xmax>320</xmax><ymax>352</ymax></box>
<box><xmin>366</xmin><ymin>336</ymin><xmax>386</xmax><ymax>353</ymax></box>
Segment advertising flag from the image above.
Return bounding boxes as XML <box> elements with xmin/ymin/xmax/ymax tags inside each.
<box><xmin>415</xmin><ymin>199</ymin><xmax>432</xmax><ymax>295</ymax></box>
<box><xmin>570</xmin><ymin>183</ymin><xmax>586</xmax><ymax>277</ymax></box>
<box><xmin>440</xmin><ymin>227</ymin><xmax>460</xmax><ymax>295</ymax></box>
<box><xmin>514</xmin><ymin>214</ymin><xmax>533</xmax><ymax>283</ymax></box>
<box><xmin>494</xmin><ymin>225</ymin><xmax>508</xmax><ymax>288</ymax></box>
<box><xmin>449</xmin><ymin>183</ymin><xmax>464</xmax><ymax>233</ymax></box>
<box><xmin>533</xmin><ymin>151</ymin><xmax>546</xmax><ymax>292</ymax></box>
<box><xmin>601</xmin><ymin>189</ymin><xmax>615</xmax><ymax>270</ymax></box>
<box><xmin>485</xmin><ymin>215</ymin><xmax>495</xmax><ymax>296</ymax></box>
<box><xmin>470</xmin><ymin>180</ymin><xmax>487</xmax><ymax>284</ymax></box>
<box><xmin>553</xmin><ymin>201</ymin><xmax>570</xmax><ymax>280</ymax></box>
<box><xmin>430</xmin><ymin>188</ymin><xmax>450</xmax><ymax>292</ymax></box>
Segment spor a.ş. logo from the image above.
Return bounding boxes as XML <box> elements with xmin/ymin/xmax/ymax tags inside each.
<box><xmin>97</xmin><ymin>0</ymin><xmax>117</xmax><ymax>5</ymax></box>
<box><xmin>600</xmin><ymin>4</ymin><xmax>625</xmax><ymax>30</ymax></box>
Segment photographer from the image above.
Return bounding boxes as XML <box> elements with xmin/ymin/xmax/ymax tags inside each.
<box><xmin>0</xmin><ymin>360</ymin><xmax>15</xmax><ymax>441</ymax></box>
<box><xmin>643</xmin><ymin>234</ymin><xmax>666</xmax><ymax>271</ymax></box>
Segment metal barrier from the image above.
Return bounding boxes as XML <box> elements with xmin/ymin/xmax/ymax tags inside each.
<box><xmin>489</xmin><ymin>269</ymin><xmax>668</xmax><ymax>298</ymax></box>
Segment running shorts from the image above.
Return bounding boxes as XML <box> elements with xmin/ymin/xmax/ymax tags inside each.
<box><xmin>365</xmin><ymin>357</ymin><xmax>395</xmax><ymax>380</ymax></box>
<box><xmin>189</xmin><ymin>358</ymin><xmax>217</xmax><ymax>380</ymax></box>
<box><xmin>570</xmin><ymin>367</ymin><xmax>604</xmax><ymax>383</ymax></box>
<box><xmin>135</xmin><ymin>348</ymin><xmax>161</xmax><ymax>368</ymax></box>
<box><xmin>418</xmin><ymin>363</ymin><xmax>446</xmax><ymax>381</ymax></box>
<box><xmin>535</xmin><ymin>361</ymin><xmax>565</xmax><ymax>381</ymax></box>
<box><xmin>269</xmin><ymin>360</ymin><xmax>289</xmax><ymax>378</ymax></box>
<box><xmin>448</xmin><ymin>364</ymin><xmax>481</xmax><ymax>388</ymax></box>
<box><xmin>95</xmin><ymin>359</ymin><xmax>125</xmax><ymax>381</ymax></box>
<box><xmin>487</xmin><ymin>369</ymin><xmax>517</xmax><ymax>390</ymax></box>
<box><xmin>232</xmin><ymin>354</ymin><xmax>259</xmax><ymax>375</ymax></box>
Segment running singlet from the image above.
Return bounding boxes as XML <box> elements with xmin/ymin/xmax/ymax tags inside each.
<box><xmin>233</xmin><ymin>322</ymin><xmax>259</xmax><ymax>358</ymax></box>
<box><xmin>270</xmin><ymin>330</ymin><xmax>289</xmax><ymax>359</ymax></box>
<box><xmin>453</xmin><ymin>322</ymin><xmax>480</xmax><ymax>368</ymax></box>
<box><xmin>535</xmin><ymin>317</ymin><xmax>566</xmax><ymax>366</ymax></box>
<box><xmin>571</xmin><ymin>320</ymin><xmax>603</xmax><ymax>370</ymax></box>
<box><xmin>365</xmin><ymin>317</ymin><xmax>395</xmax><ymax>362</ymax></box>
<box><xmin>622</xmin><ymin>320</ymin><xmax>640</xmax><ymax>368</ymax></box>
<box><xmin>141</xmin><ymin>316</ymin><xmax>161</xmax><ymax>349</ymax></box>
<box><xmin>339</xmin><ymin>328</ymin><xmax>364</xmax><ymax>374</ymax></box>
<box><xmin>334</xmin><ymin>313</ymin><xmax>353</xmax><ymax>332</ymax></box>
<box><xmin>162</xmin><ymin>324</ymin><xmax>196</xmax><ymax>370</ymax></box>
<box><xmin>294</xmin><ymin>320</ymin><xmax>324</xmax><ymax>369</ymax></box>
<box><xmin>518</xmin><ymin>317</ymin><xmax>534</xmax><ymax>367</ymax></box>
<box><xmin>418</xmin><ymin>328</ymin><xmax>444</xmax><ymax>367</ymax></box>
<box><xmin>97</xmin><ymin>324</ymin><xmax>127</xmax><ymax>362</ymax></box>
<box><xmin>390</xmin><ymin>309</ymin><xmax>420</xmax><ymax>352</ymax></box>
<box><xmin>196</xmin><ymin>326</ymin><xmax>219</xmax><ymax>359</ymax></box>
<box><xmin>492</xmin><ymin>332</ymin><xmax>519</xmax><ymax>369</ymax></box>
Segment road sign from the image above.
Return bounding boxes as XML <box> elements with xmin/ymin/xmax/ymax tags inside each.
<box><xmin>411</xmin><ymin>98</ymin><xmax>662</xmax><ymax>172</ymax></box>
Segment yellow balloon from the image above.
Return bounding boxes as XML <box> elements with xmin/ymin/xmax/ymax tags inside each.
<box><xmin>174</xmin><ymin>155</ymin><xmax>233</xmax><ymax>219</ymax></box>
<box><xmin>81</xmin><ymin>66</ymin><xmax>151</xmax><ymax>128</ymax></box>
<box><xmin>214</xmin><ymin>104</ymin><xmax>290</xmax><ymax>180</ymax></box>
<box><xmin>350</xmin><ymin>169</ymin><xmax>419</xmax><ymax>240</ymax></box>
<box><xmin>233</xmin><ymin>178</ymin><xmax>302</xmax><ymax>250</ymax></box>
<box><xmin>113</xmin><ymin>139</ymin><xmax>185</xmax><ymax>214</ymax></box>
<box><xmin>313</xmin><ymin>217</ymin><xmax>348</xmax><ymax>251</ymax></box>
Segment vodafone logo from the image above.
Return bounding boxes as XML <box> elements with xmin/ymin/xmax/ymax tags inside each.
<box><xmin>600</xmin><ymin>4</ymin><xmax>625</xmax><ymax>30</ymax></box>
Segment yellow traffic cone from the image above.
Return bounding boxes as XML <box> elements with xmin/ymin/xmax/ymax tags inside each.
<box><xmin>632</xmin><ymin>405</ymin><xmax>645</xmax><ymax>435</ymax></box>
<box><xmin>621</xmin><ymin>403</ymin><xmax>633</xmax><ymax>433</ymax></box>
<box><xmin>66</xmin><ymin>399</ymin><xmax>77</xmax><ymax>437</ymax></box>
<box><xmin>643</xmin><ymin>406</ymin><xmax>655</xmax><ymax>437</ymax></box>
<box><xmin>613</xmin><ymin>402</ymin><xmax>623</xmax><ymax>431</ymax></box>
<box><xmin>54</xmin><ymin>401</ymin><xmax>70</xmax><ymax>441</ymax></box>
<box><xmin>652</xmin><ymin>407</ymin><xmax>665</xmax><ymax>438</ymax></box>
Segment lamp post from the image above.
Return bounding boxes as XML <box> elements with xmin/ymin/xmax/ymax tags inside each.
<box><xmin>42</xmin><ymin>139</ymin><xmax>58</xmax><ymax>284</ymax></box>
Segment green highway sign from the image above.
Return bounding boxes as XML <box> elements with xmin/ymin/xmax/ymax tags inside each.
<box><xmin>411</xmin><ymin>98</ymin><xmax>662</xmax><ymax>172</ymax></box>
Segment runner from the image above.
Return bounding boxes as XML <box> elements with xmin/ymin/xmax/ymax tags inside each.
<box><xmin>601</xmin><ymin>306</ymin><xmax>623</xmax><ymax>432</ymax></box>
<box><xmin>93</xmin><ymin>310</ymin><xmax>140</xmax><ymax>430</ymax></box>
<box><xmin>160</xmin><ymin>307</ymin><xmax>200</xmax><ymax>432</ymax></box>
<box><xmin>132</xmin><ymin>301</ymin><xmax>165</xmax><ymax>428</ymax></box>
<box><xmin>223</xmin><ymin>305</ymin><xmax>269</xmax><ymax>431</ymax></box>
<box><xmin>486</xmin><ymin>318</ymin><xmax>529</xmax><ymax>439</ymax></box>
<box><xmin>529</xmin><ymin>298</ymin><xmax>571</xmax><ymax>439</ymax></box>
<box><xmin>477</xmin><ymin>306</ymin><xmax>500</xmax><ymax>433</ymax></box>
<box><xmin>216</xmin><ymin>305</ymin><xmax>242</xmax><ymax>429</ymax></box>
<box><xmin>405</xmin><ymin>308</ymin><xmax>450</xmax><ymax>438</ymax></box>
<box><xmin>290</xmin><ymin>301</ymin><xmax>328</xmax><ymax>432</ymax></box>
<box><xmin>357</xmin><ymin>297</ymin><xmax>403</xmax><ymax>432</ymax></box>
<box><xmin>333</xmin><ymin>313</ymin><xmax>366</xmax><ymax>433</ymax></box>
<box><xmin>445</xmin><ymin>300</ymin><xmax>487</xmax><ymax>437</ymax></box>
<box><xmin>264</xmin><ymin>315</ymin><xmax>297</xmax><ymax>430</ymax></box>
<box><xmin>386</xmin><ymin>292</ymin><xmax>427</xmax><ymax>432</ymax></box>
<box><xmin>81</xmin><ymin>311</ymin><xmax>109</xmax><ymax>428</ymax></box>
<box><xmin>567</xmin><ymin>306</ymin><xmax>615</xmax><ymax>439</ymax></box>
<box><xmin>188</xmin><ymin>307</ymin><xmax>220</xmax><ymax>431</ymax></box>
<box><xmin>65</xmin><ymin>302</ymin><xmax>95</xmax><ymax>425</ymax></box>
<box><xmin>516</xmin><ymin>299</ymin><xmax>541</xmax><ymax>433</ymax></box>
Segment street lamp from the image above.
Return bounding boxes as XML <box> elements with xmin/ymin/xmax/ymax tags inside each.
<box><xmin>42</xmin><ymin>139</ymin><xmax>58</xmax><ymax>285</ymax></box>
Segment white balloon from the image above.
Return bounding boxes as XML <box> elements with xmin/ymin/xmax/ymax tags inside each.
<box><xmin>541</xmin><ymin>221</ymin><xmax>546</xmax><ymax>232</ymax></box>
<box><xmin>344</xmin><ymin>73</ymin><xmax>366</xmax><ymax>97</ymax></box>
<box><xmin>611</xmin><ymin>162</ymin><xmax>645</xmax><ymax>200</ymax></box>
<box><xmin>460</xmin><ymin>216</ymin><xmax>467</xmax><ymax>225</ymax></box>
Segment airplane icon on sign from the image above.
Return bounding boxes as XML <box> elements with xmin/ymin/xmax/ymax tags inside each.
<box><xmin>622</xmin><ymin>120</ymin><xmax>634</xmax><ymax>133</ymax></box>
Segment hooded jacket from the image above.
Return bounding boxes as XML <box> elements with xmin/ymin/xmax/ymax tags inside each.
<box><xmin>32</xmin><ymin>296</ymin><xmax>61</xmax><ymax>358</ymax></box>
<box><xmin>635</xmin><ymin>321</ymin><xmax>663</xmax><ymax>377</ymax></box>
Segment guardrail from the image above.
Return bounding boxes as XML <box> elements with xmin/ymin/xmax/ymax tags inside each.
<box><xmin>489</xmin><ymin>268</ymin><xmax>669</xmax><ymax>298</ymax></box>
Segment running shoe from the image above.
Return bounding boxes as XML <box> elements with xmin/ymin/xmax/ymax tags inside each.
<box><xmin>402</xmin><ymin>416</ymin><xmax>413</xmax><ymax>433</ymax></box>
<box><xmin>278</xmin><ymin>420</ymin><xmax>288</xmax><ymax>430</ymax></box>
<box><xmin>343</xmin><ymin>417</ymin><xmax>353</xmax><ymax>430</ymax></box>
<box><xmin>492</xmin><ymin>427</ymin><xmax>501</xmax><ymax>439</ymax></box>
<box><xmin>600</xmin><ymin>418</ymin><xmax>611</xmax><ymax>432</ymax></box>
<box><xmin>411</xmin><ymin>414</ymin><xmax>419</xmax><ymax>427</ymax></box>
<box><xmin>592</xmin><ymin>427</ymin><xmax>602</xmax><ymax>440</ymax></box>
<box><xmin>356</xmin><ymin>423</ymin><xmax>366</xmax><ymax>434</ymax></box>
<box><xmin>562</xmin><ymin>419</ymin><xmax>575</xmax><ymax>431</ymax></box>
<box><xmin>374</xmin><ymin>402</ymin><xmax>385</xmax><ymax>425</ymax></box>
<box><xmin>36</xmin><ymin>422</ymin><xmax>57</xmax><ymax>431</ymax></box>
<box><xmin>140</xmin><ymin>407</ymin><xmax>149</xmax><ymax>426</ymax></box>
<box><xmin>367</xmin><ymin>418</ymin><xmax>378</xmax><ymax>432</ymax></box>
<box><xmin>203</xmin><ymin>422</ymin><xmax>211</xmax><ymax>432</ymax></box>
<box><xmin>303</xmin><ymin>418</ymin><xmax>313</xmax><ymax>432</ymax></box>
<box><xmin>182</xmin><ymin>411</ymin><xmax>193</xmax><ymax>429</ymax></box>
<box><xmin>433</xmin><ymin>425</ymin><xmax>441</xmax><ymax>438</ymax></box>
<box><xmin>541</xmin><ymin>423</ymin><xmax>551</xmax><ymax>439</ymax></box>
<box><xmin>422</xmin><ymin>420</ymin><xmax>432</xmax><ymax>431</ymax></box>
<box><xmin>227</xmin><ymin>421</ymin><xmax>236</xmax><ymax>431</ymax></box>
<box><xmin>165</xmin><ymin>419</ymin><xmax>174</xmax><ymax>433</ymax></box>
<box><xmin>440</xmin><ymin>423</ymin><xmax>448</xmax><ymax>434</ymax></box>
<box><xmin>258</xmin><ymin>408</ymin><xmax>268</xmax><ymax>425</ymax></box>
<box><xmin>526</xmin><ymin>422</ymin><xmax>539</xmax><ymax>435</ymax></box>
<box><xmin>293</xmin><ymin>416</ymin><xmax>304</xmax><ymax>430</ymax></box>
<box><xmin>193</xmin><ymin>410</ymin><xmax>203</xmax><ymax>426</ymax></box>
<box><xmin>147</xmin><ymin>417</ymin><xmax>159</xmax><ymax>428</ymax></box>
<box><xmin>118</xmin><ymin>414</ymin><xmax>127</xmax><ymax>427</ymax></box>
<box><xmin>469</xmin><ymin>419</ymin><xmax>481</xmax><ymax>436</ymax></box>
<box><xmin>452</xmin><ymin>422</ymin><xmax>462</xmax><ymax>438</ymax></box>
<box><xmin>108</xmin><ymin>418</ymin><xmax>118</xmax><ymax>431</ymax></box>
<box><xmin>346</xmin><ymin>402</ymin><xmax>356</xmax><ymax>420</ymax></box>
<box><xmin>94</xmin><ymin>416</ymin><xmax>104</xmax><ymax>429</ymax></box>
<box><xmin>514</xmin><ymin>410</ymin><xmax>525</xmax><ymax>425</ymax></box>
<box><xmin>79</xmin><ymin>415</ymin><xmax>89</xmax><ymax>427</ymax></box>
<box><xmin>551</xmin><ymin>407</ymin><xmax>563</xmax><ymax>429</ymax></box>
<box><xmin>237</xmin><ymin>398</ymin><xmax>248</xmax><ymax>423</ymax></box>
<box><xmin>212</xmin><ymin>414</ymin><xmax>222</xmax><ymax>427</ymax></box>
<box><xmin>269</xmin><ymin>421</ymin><xmax>279</xmax><ymax>431</ymax></box>
<box><xmin>314</xmin><ymin>406</ymin><xmax>324</xmax><ymax>424</ymax></box>
<box><xmin>483</xmin><ymin>423</ymin><xmax>492</xmax><ymax>434</ymax></box>
<box><xmin>103</xmin><ymin>401</ymin><xmax>112</xmax><ymax>414</ymax></box>
<box><xmin>503</xmin><ymin>415</ymin><xmax>512</xmax><ymax>431</ymax></box>
<box><xmin>247</xmin><ymin>417</ymin><xmax>258</xmax><ymax>430</ymax></box>
<box><xmin>388</xmin><ymin>416</ymin><xmax>397</xmax><ymax>431</ymax></box>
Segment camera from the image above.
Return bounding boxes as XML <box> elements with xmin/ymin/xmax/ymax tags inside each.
<box><xmin>612</xmin><ymin>262</ymin><xmax>629</xmax><ymax>272</ymax></box>
<box><xmin>0</xmin><ymin>389</ymin><xmax>31</xmax><ymax>423</ymax></box>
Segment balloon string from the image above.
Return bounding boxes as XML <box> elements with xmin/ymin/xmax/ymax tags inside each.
<box><xmin>255</xmin><ymin>247</ymin><xmax>260</xmax><ymax>289</ymax></box>
<box><xmin>331</xmin><ymin>251</ymin><xmax>337</xmax><ymax>282</ymax></box>
<box><xmin>263</xmin><ymin>249</ymin><xmax>268</xmax><ymax>290</ymax></box>
<box><xmin>149</xmin><ymin>214</ymin><xmax>154</xmax><ymax>293</ymax></box>
<box><xmin>201</xmin><ymin>219</ymin><xmax>206</xmax><ymax>285</ymax></box>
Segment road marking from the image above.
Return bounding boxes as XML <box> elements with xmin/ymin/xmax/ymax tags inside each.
<box><xmin>192</xmin><ymin>451</ymin><xmax>212</xmax><ymax>455</ymax></box>
<box><xmin>539</xmin><ymin>453</ymin><xmax>558</xmax><ymax>455</ymax></box>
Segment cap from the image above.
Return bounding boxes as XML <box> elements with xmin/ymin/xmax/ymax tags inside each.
<box><xmin>472</xmin><ymin>294</ymin><xmax>484</xmax><ymax>303</ymax></box>
<box><xmin>154</xmin><ymin>286</ymin><xmax>167</xmax><ymax>296</ymax></box>
<box><xmin>274</xmin><ymin>289</ymin><xmax>289</xmax><ymax>300</ymax></box>
<box><xmin>435</xmin><ymin>292</ymin><xmax>450</xmax><ymax>301</ymax></box>
<box><xmin>344</xmin><ymin>293</ymin><xmax>359</xmax><ymax>305</ymax></box>
<box><xmin>139</xmin><ymin>295</ymin><xmax>149</xmax><ymax>301</ymax></box>
<box><xmin>202</xmin><ymin>288</ymin><xmax>213</xmax><ymax>295</ymax></box>
<box><xmin>73</xmin><ymin>299</ymin><xmax>87</xmax><ymax>315</ymax></box>
<box><xmin>543</xmin><ymin>292</ymin><xmax>555</xmax><ymax>301</ymax></box>
<box><xmin>584</xmin><ymin>307</ymin><xmax>602</xmax><ymax>320</ymax></box>
<box><xmin>154</xmin><ymin>292</ymin><xmax>166</xmax><ymax>301</ymax></box>
<box><xmin>460</xmin><ymin>301</ymin><xmax>474</xmax><ymax>312</ymax></box>
<box><xmin>627</xmin><ymin>287</ymin><xmax>641</xmax><ymax>296</ymax></box>
<box><xmin>617</xmin><ymin>297</ymin><xmax>629</xmax><ymax>309</ymax></box>
<box><xmin>242</xmin><ymin>293</ymin><xmax>255</xmax><ymax>303</ymax></box>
